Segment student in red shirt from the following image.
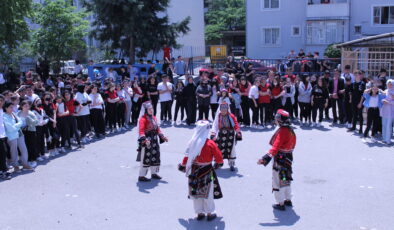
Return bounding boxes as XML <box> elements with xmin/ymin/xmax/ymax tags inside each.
<box><xmin>258</xmin><ymin>76</ymin><xmax>271</xmax><ymax>128</ymax></box>
<box><xmin>270</xmin><ymin>77</ymin><xmax>283</xmax><ymax>122</ymax></box>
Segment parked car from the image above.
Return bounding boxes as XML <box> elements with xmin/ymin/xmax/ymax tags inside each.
<box><xmin>245</xmin><ymin>59</ymin><xmax>277</xmax><ymax>73</ymax></box>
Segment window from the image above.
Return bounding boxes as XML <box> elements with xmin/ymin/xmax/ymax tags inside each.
<box><xmin>261</xmin><ymin>27</ymin><xmax>280</xmax><ymax>46</ymax></box>
<box><xmin>262</xmin><ymin>0</ymin><xmax>279</xmax><ymax>10</ymax></box>
<box><xmin>354</xmin><ymin>25</ymin><xmax>361</xmax><ymax>34</ymax></box>
<box><xmin>291</xmin><ymin>26</ymin><xmax>301</xmax><ymax>37</ymax></box>
<box><xmin>306</xmin><ymin>20</ymin><xmax>345</xmax><ymax>45</ymax></box>
<box><xmin>373</xmin><ymin>6</ymin><xmax>394</xmax><ymax>25</ymax></box>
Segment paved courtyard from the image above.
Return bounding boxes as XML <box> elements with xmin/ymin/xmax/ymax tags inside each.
<box><xmin>0</xmin><ymin>121</ymin><xmax>393</xmax><ymax>230</ymax></box>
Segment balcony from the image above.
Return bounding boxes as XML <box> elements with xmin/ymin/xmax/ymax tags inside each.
<box><xmin>307</xmin><ymin>1</ymin><xmax>349</xmax><ymax>19</ymax></box>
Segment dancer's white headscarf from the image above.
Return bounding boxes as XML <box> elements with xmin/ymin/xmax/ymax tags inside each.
<box><xmin>184</xmin><ymin>120</ymin><xmax>211</xmax><ymax>176</ymax></box>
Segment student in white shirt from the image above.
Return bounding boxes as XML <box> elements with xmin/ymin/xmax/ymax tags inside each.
<box><xmin>157</xmin><ymin>75</ymin><xmax>173</xmax><ymax>123</ymax></box>
<box><xmin>248</xmin><ymin>78</ymin><xmax>260</xmax><ymax>127</ymax></box>
<box><xmin>122</xmin><ymin>80</ymin><xmax>133</xmax><ymax>127</ymax></box>
<box><xmin>89</xmin><ymin>84</ymin><xmax>105</xmax><ymax>138</ymax></box>
<box><xmin>74</xmin><ymin>84</ymin><xmax>91</xmax><ymax>143</ymax></box>
<box><xmin>0</xmin><ymin>95</ymin><xmax>11</xmax><ymax>179</ymax></box>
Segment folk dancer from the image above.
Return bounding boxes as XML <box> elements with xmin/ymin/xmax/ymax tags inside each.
<box><xmin>178</xmin><ymin>120</ymin><xmax>223</xmax><ymax>221</ymax></box>
<box><xmin>137</xmin><ymin>101</ymin><xmax>168</xmax><ymax>182</ymax></box>
<box><xmin>258</xmin><ymin>109</ymin><xmax>297</xmax><ymax>211</ymax></box>
<box><xmin>210</xmin><ymin>102</ymin><xmax>242</xmax><ymax>171</ymax></box>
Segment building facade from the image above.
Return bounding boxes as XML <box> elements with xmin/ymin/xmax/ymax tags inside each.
<box><xmin>246</xmin><ymin>0</ymin><xmax>394</xmax><ymax>59</ymax></box>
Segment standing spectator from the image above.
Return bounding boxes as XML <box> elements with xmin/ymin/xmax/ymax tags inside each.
<box><xmin>74</xmin><ymin>60</ymin><xmax>83</xmax><ymax>76</ymax></box>
<box><xmin>0</xmin><ymin>71</ymin><xmax>6</xmax><ymax>93</ymax></box>
<box><xmin>363</xmin><ymin>85</ymin><xmax>385</xmax><ymax>142</ymax></box>
<box><xmin>163</xmin><ymin>44</ymin><xmax>171</xmax><ymax>61</ymax></box>
<box><xmin>245</xmin><ymin>63</ymin><xmax>255</xmax><ymax>84</ymax></box>
<box><xmin>116</xmin><ymin>84</ymin><xmax>126</xmax><ymax>130</ymax></box>
<box><xmin>329</xmin><ymin>69</ymin><xmax>345</xmax><ymax>124</ymax></box>
<box><xmin>106</xmin><ymin>83</ymin><xmax>119</xmax><ymax>133</ymax></box>
<box><xmin>174</xmin><ymin>81</ymin><xmax>186</xmax><ymax>124</ymax></box>
<box><xmin>64</xmin><ymin>91</ymin><xmax>82</xmax><ymax>148</ymax></box>
<box><xmin>228</xmin><ymin>78</ymin><xmax>242</xmax><ymax>121</ymax></box>
<box><xmin>74</xmin><ymin>84</ymin><xmax>91</xmax><ymax>141</ymax></box>
<box><xmin>209</xmin><ymin>78</ymin><xmax>219</xmax><ymax>119</ymax></box>
<box><xmin>146</xmin><ymin>77</ymin><xmax>159</xmax><ymax>116</ymax></box>
<box><xmin>122</xmin><ymin>80</ymin><xmax>133</xmax><ymax>127</ymax></box>
<box><xmin>31</xmin><ymin>98</ymin><xmax>49</xmax><ymax>161</ymax></box>
<box><xmin>42</xmin><ymin>93</ymin><xmax>60</xmax><ymax>156</ymax></box>
<box><xmin>89</xmin><ymin>84</ymin><xmax>105</xmax><ymax>138</ymax></box>
<box><xmin>196</xmin><ymin>75</ymin><xmax>212</xmax><ymax>120</ymax></box>
<box><xmin>258</xmin><ymin>76</ymin><xmax>271</xmax><ymax>129</ymax></box>
<box><xmin>349</xmin><ymin>71</ymin><xmax>365</xmax><ymax>133</ymax></box>
<box><xmin>282</xmin><ymin>77</ymin><xmax>296</xmax><ymax>120</ymax></box>
<box><xmin>18</xmin><ymin>100</ymin><xmax>40</xmax><ymax>167</ymax></box>
<box><xmin>6</xmin><ymin>68</ymin><xmax>19</xmax><ymax>91</ymax></box>
<box><xmin>183</xmin><ymin>76</ymin><xmax>197</xmax><ymax>125</ymax></box>
<box><xmin>157</xmin><ymin>75</ymin><xmax>173</xmax><ymax>123</ymax></box>
<box><xmin>344</xmin><ymin>76</ymin><xmax>353</xmax><ymax>128</ymax></box>
<box><xmin>3</xmin><ymin>101</ymin><xmax>33</xmax><ymax>171</ymax></box>
<box><xmin>25</xmin><ymin>85</ymin><xmax>39</xmax><ymax>103</ymax></box>
<box><xmin>380</xmin><ymin>79</ymin><xmax>394</xmax><ymax>145</ymax></box>
<box><xmin>174</xmin><ymin>56</ymin><xmax>186</xmax><ymax>76</ymax></box>
<box><xmin>298</xmin><ymin>75</ymin><xmax>313</xmax><ymax>126</ymax></box>
<box><xmin>54</xmin><ymin>95</ymin><xmax>70</xmax><ymax>152</ymax></box>
<box><xmin>249</xmin><ymin>78</ymin><xmax>260</xmax><ymax>128</ymax></box>
<box><xmin>131</xmin><ymin>81</ymin><xmax>143</xmax><ymax>124</ymax></box>
<box><xmin>0</xmin><ymin>95</ymin><xmax>11</xmax><ymax>179</ymax></box>
<box><xmin>239</xmin><ymin>77</ymin><xmax>251</xmax><ymax>126</ymax></box>
<box><xmin>311</xmin><ymin>77</ymin><xmax>329</xmax><ymax>127</ymax></box>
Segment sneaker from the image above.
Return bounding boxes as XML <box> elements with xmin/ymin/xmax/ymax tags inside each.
<box><xmin>37</xmin><ymin>156</ymin><xmax>44</xmax><ymax>162</ymax></box>
<box><xmin>261</xmin><ymin>124</ymin><xmax>266</xmax><ymax>129</ymax></box>
<box><xmin>318</xmin><ymin>122</ymin><xmax>323</xmax><ymax>127</ymax></box>
<box><xmin>43</xmin><ymin>154</ymin><xmax>50</xmax><ymax>160</ymax></box>
<box><xmin>1</xmin><ymin>172</ymin><xmax>12</xmax><ymax>180</ymax></box>
<box><xmin>22</xmin><ymin>165</ymin><xmax>34</xmax><ymax>171</ymax></box>
<box><xmin>29</xmin><ymin>161</ymin><xmax>37</xmax><ymax>168</ymax></box>
<box><xmin>371</xmin><ymin>137</ymin><xmax>377</xmax><ymax>143</ymax></box>
<box><xmin>311</xmin><ymin>123</ymin><xmax>315</xmax><ymax>127</ymax></box>
<box><xmin>230</xmin><ymin>165</ymin><xmax>235</xmax><ymax>171</ymax></box>
<box><xmin>59</xmin><ymin>148</ymin><xmax>66</xmax><ymax>153</ymax></box>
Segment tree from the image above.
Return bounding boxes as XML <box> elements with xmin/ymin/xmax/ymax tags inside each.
<box><xmin>325</xmin><ymin>44</ymin><xmax>341</xmax><ymax>58</ymax></box>
<box><xmin>205</xmin><ymin>0</ymin><xmax>245</xmax><ymax>44</ymax></box>
<box><xmin>0</xmin><ymin>0</ymin><xmax>32</xmax><ymax>68</ymax></box>
<box><xmin>83</xmin><ymin>0</ymin><xmax>190</xmax><ymax>64</ymax></box>
<box><xmin>30</xmin><ymin>0</ymin><xmax>89</xmax><ymax>72</ymax></box>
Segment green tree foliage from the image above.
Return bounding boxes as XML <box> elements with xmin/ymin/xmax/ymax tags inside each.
<box><xmin>83</xmin><ymin>0</ymin><xmax>190</xmax><ymax>63</ymax></box>
<box><xmin>0</xmin><ymin>0</ymin><xmax>32</xmax><ymax>67</ymax></box>
<box><xmin>30</xmin><ymin>0</ymin><xmax>89</xmax><ymax>71</ymax></box>
<box><xmin>205</xmin><ymin>0</ymin><xmax>245</xmax><ymax>43</ymax></box>
<box><xmin>325</xmin><ymin>44</ymin><xmax>342</xmax><ymax>58</ymax></box>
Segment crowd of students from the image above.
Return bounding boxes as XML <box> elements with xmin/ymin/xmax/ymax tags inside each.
<box><xmin>0</xmin><ymin>57</ymin><xmax>393</xmax><ymax>180</ymax></box>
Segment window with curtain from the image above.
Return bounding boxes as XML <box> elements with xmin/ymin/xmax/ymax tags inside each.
<box><xmin>262</xmin><ymin>0</ymin><xmax>279</xmax><ymax>9</ymax></box>
<box><xmin>261</xmin><ymin>28</ymin><xmax>280</xmax><ymax>46</ymax></box>
<box><xmin>306</xmin><ymin>21</ymin><xmax>344</xmax><ymax>44</ymax></box>
<box><xmin>373</xmin><ymin>6</ymin><xmax>394</xmax><ymax>25</ymax></box>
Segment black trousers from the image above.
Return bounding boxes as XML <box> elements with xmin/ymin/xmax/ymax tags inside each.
<box><xmin>76</xmin><ymin>115</ymin><xmax>90</xmax><ymax>138</ymax></box>
<box><xmin>240</xmin><ymin>96</ymin><xmax>250</xmax><ymax>125</ymax></box>
<box><xmin>186</xmin><ymin>98</ymin><xmax>196</xmax><ymax>125</ymax></box>
<box><xmin>293</xmin><ymin>100</ymin><xmax>299</xmax><ymax>119</ymax></box>
<box><xmin>35</xmin><ymin>126</ymin><xmax>46</xmax><ymax>156</ymax></box>
<box><xmin>174</xmin><ymin>99</ymin><xmax>186</xmax><ymax>121</ymax></box>
<box><xmin>0</xmin><ymin>138</ymin><xmax>8</xmax><ymax>172</ymax></box>
<box><xmin>132</xmin><ymin>100</ymin><xmax>142</xmax><ymax>124</ymax></box>
<box><xmin>272</xmin><ymin>98</ymin><xmax>282</xmax><ymax>119</ymax></box>
<box><xmin>344</xmin><ymin>101</ymin><xmax>353</xmax><ymax>124</ymax></box>
<box><xmin>117</xmin><ymin>102</ymin><xmax>126</xmax><ymax>127</ymax></box>
<box><xmin>210</xmin><ymin>103</ymin><xmax>219</xmax><ymax>120</ymax></box>
<box><xmin>259</xmin><ymin>103</ymin><xmax>271</xmax><ymax>125</ymax></box>
<box><xmin>90</xmin><ymin>108</ymin><xmax>106</xmax><ymax>135</ymax></box>
<box><xmin>364</xmin><ymin>107</ymin><xmax>380</xmax><ymax>137</ymax></box>
<box><xmin>198</xmin><ymin>104</ymin><xmax>209</xmax><ymax>120</ymax></box>
<box><xmin>106</xmin><ymin>103</ymin><xmax>118</xmax><ymax>130</ymax></box>
<box><xmin>284</xmin><ymin>98</ymin><xmax>293</xmax><ymax>119</ymax></box>
<box><xmin>160</xmin><ymin>101</ymin><xmax>172</xmax><ymax>121</ymax></box>
<box><xmin>352</xmin><ymin>103</ymin><xmax>363</xmax><ymax>131</ymax></box>
<box><xmin>250</xmin><ymin>99</ymin><xmax>259</xmax><ymax>125</ymax></box>
<box><xmin>330</xmin><ymin>98</ymin><xmax>344</xmax><ymax>123</ymax></box>
<box><xmin>23</xmin><ymin>130</ymin><xmax>38</xmax><ymax>161</ymax></box>
<box><xmin>299</xmin><ymin>102</ymin><xmax>312</xmax><ymax>122</ymax></box>
<box><xmin>312</xmin><ymin>99</ymin><xmax>325</xmax><ymax>123</ymax></box>
<box><xmin>57</xmin><ymin>116</ymin><xmax>71</xmax><ymax>147</ymax></box>
<box><xmin>325</xmin><ymin>100</ymin><xmax>331</xmax><ymax>119</ymax></box>
<box><xmin>70</xmin><ymin>116</ymin><xmax>81</xmax><ymax>144</ymax></box>
<box><xmin>151</xmin><ymin>96</ymin><xmax>159</xmax><ymax>116</ymax></box>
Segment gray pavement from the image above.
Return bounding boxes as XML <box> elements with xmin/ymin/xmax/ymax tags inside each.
<box><xmin>0</xmin><ymin>121</ymin><xmax>393</xmax><ymax>230</ymax></box>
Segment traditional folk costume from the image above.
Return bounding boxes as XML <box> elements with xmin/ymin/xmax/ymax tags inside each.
<box><xmin>137</xmin><ymin>101</ymin><xmax>167</xmax><ymax>182</ymax></box>
<box><xmin>259</xmin><ymin>109</ymin><xmax>297</xmax><ymax>211</ymax></box>
<box><xmin>211</xmin><ymin>102</ymin><xmax>242</xmax><ymax>171</ymax></box>
<box><xmin>178</xmin><ymin>120</ymin><xmax>224</xmax><ymax>221</ymax></box>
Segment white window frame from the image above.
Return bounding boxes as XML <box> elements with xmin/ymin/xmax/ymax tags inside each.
<box><xmin>306</xmin><ymin>20</ymin><xmax>345</xmax><ymax>45</ymax></box>
<box><xmin>260</xmin><ymin>0</ymin><xmax>280</xmax><ymax>11</ymax></box>
<box><xmin>291</xmin><ymin>25</ymin><xmax>301</xmax><ymax>37</ymax></box>
<box><xmin>261</xmin><ymin>26</ymin><xmax>281</xmax><ymax>47</ymax></box>
<box><xmin>371</xmin><ymin>5</ymin><xmax>394</xmax><ymax>27</ymax></box>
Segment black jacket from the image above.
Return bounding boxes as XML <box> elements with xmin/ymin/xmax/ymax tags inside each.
<box><xmin>328</xmin><ymin>78</ymin><xmax>345</xmax><ymax>99</ymax></box>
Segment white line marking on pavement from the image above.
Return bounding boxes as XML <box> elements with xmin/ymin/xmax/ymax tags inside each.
<box><xmin>367</xmin><ymin>186</ymin><xmax>373</xmax><ymax>189</ymax></box>
<box><xmin>72</xmin><ymin>195</ymin><xmax>78</xmax><ymax>198</ymax></box>
<box><xmin>360</xmin><ymin>186</ymin><xmax>365</xmax><ymax>188</ymax></box>
<box><xmin>65</xmin><ymin>194</ymin><xmax>70</xmax><ymax>197</ymax></box>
